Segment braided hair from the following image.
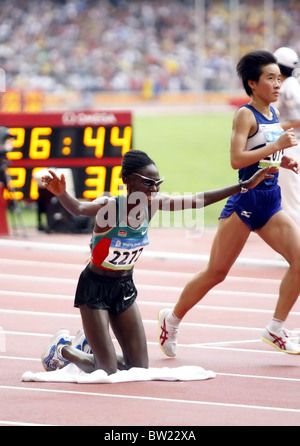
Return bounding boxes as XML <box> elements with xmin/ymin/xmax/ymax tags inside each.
<box><xmin>121</xmin><ymin>149</ymin><xmax>155</xmax><ymax>181</ymax></box>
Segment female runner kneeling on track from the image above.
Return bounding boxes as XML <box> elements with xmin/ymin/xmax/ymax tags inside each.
<box><xmin>40</xmin><ymin>149</ymin><xmax>274</xmax><ymax>375</ymax></box>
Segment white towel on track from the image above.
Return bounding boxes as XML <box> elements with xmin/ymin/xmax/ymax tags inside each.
<box><xmin>22</xmin><ymin>363</ymin><xmax>215</xmax><ymax>384</ymax></box>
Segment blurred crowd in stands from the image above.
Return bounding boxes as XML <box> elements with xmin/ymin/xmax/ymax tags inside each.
<box><xmin>0</xmin><ymin>0</ymin><xmax>299</xmax><ymax>95</ymax></box>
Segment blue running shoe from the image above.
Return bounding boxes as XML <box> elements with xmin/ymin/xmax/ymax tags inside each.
<box><xmin>74</xmin><ymin>329</ymin><xmax>91</xmax><ymax>354</ymax></box>
<box><xmin>41</xmin><ymin>329</ymin><xmax>72</xmax><ymax>371</ymax></box>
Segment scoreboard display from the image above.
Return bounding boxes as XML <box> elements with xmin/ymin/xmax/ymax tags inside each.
<box><xmin>1</xmin><ymin>110</ymin><xmax>133</xmax><ymax>200</ymax></box>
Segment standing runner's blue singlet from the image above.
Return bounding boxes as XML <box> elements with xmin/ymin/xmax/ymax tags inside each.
<box><xmin>238</xmin><ymin>104</ymin><xmax>284</xmax><ymax>189</ymax></box>
<box><xmin>219</xmin><ymin>104</ymin><xmax>284</xmax><ymax>230</ymax></box>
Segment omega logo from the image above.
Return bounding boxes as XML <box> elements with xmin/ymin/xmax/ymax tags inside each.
<box><xmin>62</xmin><ymin>111</ymin><xmax>118</xmax><ymax>126</ymax></box>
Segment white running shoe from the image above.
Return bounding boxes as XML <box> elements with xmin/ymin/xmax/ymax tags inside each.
<box><xmin>158</xmin><ymin>309</ymin><xmax>178</xmax><ymax>357</ymax></box>
<box><xmin>41</xmin><ymin>329</ymin><xmax>72</xmax><ymax>371</ymax></box>
<box><xmin>262</xmin><ymin>327</ymin><xmax>300</xmax><ymax>354</ymax></box>
<box><xmin>74</xmin><ymin>329</ymin><xmax>91</xmax><ymax>354</ymax></box>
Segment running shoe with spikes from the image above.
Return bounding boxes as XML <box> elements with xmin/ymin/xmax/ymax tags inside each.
<box><xmin>158</xmin><ymin>309</ymin><xmax>178</xmax><ymax>357</ymax></box>
<box><xmin>41</xmin><ymin>329</ymin><xmax>72</xmax><ymax>371</ymax></box>
<box><xmin>74</xmin><ymin>329</ymin><xmax>92</xmax><ymax>354</ymax></box>
<box><xmin>262</xmin><ymin>327</ymin><xmax>300</xmax><ymax>354</ymax></box>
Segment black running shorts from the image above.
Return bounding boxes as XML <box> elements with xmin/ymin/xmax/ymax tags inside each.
<box><xmin>74</xmin><ymin>265</ymin><xmax>137</xmax><ymax>315</ymax></box>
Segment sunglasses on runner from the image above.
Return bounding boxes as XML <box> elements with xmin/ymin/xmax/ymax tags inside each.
<box><xmin>132</xmin><ymin>173</ymin><xmax>164</xmax><ymax>187</ymax></box>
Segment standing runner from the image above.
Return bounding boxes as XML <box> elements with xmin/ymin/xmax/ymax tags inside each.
<box><xmin>159</xmin><ymin>50</ymin><xmax>300</xmax><ymax>357</ymax></box>
<box><xmin>40</xmin><ymin>149</ymin><xmax>272</xmax><ymax>375</ymax></box>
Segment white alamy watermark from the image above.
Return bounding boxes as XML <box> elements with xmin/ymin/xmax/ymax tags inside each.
<box><xmin>294</xmin><ymin>68</ymin><xmax>300</xmax><ymax>83</ymax></box>
<box><xmin>95</xmin><ymin>191</ymin><xmax>204</xmax><ymax>236</ymax></box>
<box><xmin>0</xmin><ymin>327</ymin><xmax>6</xmax><ymax>352</ymax></box>
<box><xmin>0</xmin><ymin>69</ymin><xmax>6</xmax><ymax>92</ymax></box>
<box><xmin>149</xmin><ymin>191</ymin><xmax>204</xmax><ymax>236</ymax></box>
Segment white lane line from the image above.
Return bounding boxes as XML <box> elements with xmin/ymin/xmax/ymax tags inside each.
<box><xmin>1</xmin><ymin>328</ymin><xmax>297</xmax><ymax>355</ymax></box>
<box><xmin>0</xmin><ymin>308</ymin><xmax>79</xmax><ymax>318</ymax></box>
<box><xmin>2</xmin><ymin>300</ymin><xmax>300</xmax><ymax>317</ymax></box>
<box><xmin>0</xmin><ymin>384</ymin><xmax>299</xmax><ymax>414</ymax></box>
<box><xmin>0</xmin><ymin>257</ymin><xmax>283</xmax><ymax>285</ymax></box>
<box><xmin>0</xmin><ymin>284</ymin><xmax>280</xmax><ymax>301</ymax></box>
<box><xmin>0</xmin><ymin>311</ymin><xmax>267</xmax><ymax>331</ymax></box>
<box><xmin>3</xmin><ymin>330</ymin><xmax>266</xmax><ymax>347</ymax></box>
<box><xmin>0</xmin><ymin>273</ymin><xmax>76</xmax><ymax>284</ymax></box>
<box><xmin>0</xmin><ymin>420</ymin><xmax>55</xmax><ymax>426</ymax></box>
<box><xmin>2</xmin><ymin>354</ymin><xmax>299</xmax><ymax>383</ymax></box>
<box><xmin>0</xmin><ymin>290</ymin><xmax>74</xmax><ymax>301</ymax></box>
<box><xmin>0</xmin><ymin>238</ymin><xmax>289</xmax><ymax>268</ymax></box>
<box><xmin>2</xmin><ymin>310</ymin><xmax>300</xmax><ymax>339</ymax></box>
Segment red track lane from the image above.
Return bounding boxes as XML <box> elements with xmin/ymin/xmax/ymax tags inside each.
<box><xmin>1</xmin><ymin>227</ymin><xmax>300</xmax><ymax>427</ymax></box>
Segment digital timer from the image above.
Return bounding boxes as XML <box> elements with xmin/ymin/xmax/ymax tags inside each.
<box><xmin>1</xmin><ymin>110</ymin><xmax>133</xmax><ymax>200</ymax></box>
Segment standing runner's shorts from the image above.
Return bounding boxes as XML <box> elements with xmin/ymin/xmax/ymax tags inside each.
<box><xmin>219</xmin><ymin>185</ymin><xmax>282</xmax><ymax>231</ymax></box>
<box><xmin>74</xmin><ymin>265</ymin><xmax>137</xmax><ymax>314</ymax></box>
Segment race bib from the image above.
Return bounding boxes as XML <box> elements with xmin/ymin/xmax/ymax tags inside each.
<box><xmin>102</xmin><ymin>235</ymin><xmax>149</xmax><ymax>270</ymax></box>
<box><xmin>258</xmin><ymin>124</ymin><xmax>284</xmax><ymax>168</ymax></box>
<box><xmin>258</xmin><ymin>149</ymin><xmax>284</xmax><ymax>168</ymax></box>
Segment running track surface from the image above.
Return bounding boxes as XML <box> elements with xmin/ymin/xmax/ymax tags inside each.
<box><xmin>1</xmin><ymin>226</ymin><xmax>300</xmax><ymax>427</ymax></box>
